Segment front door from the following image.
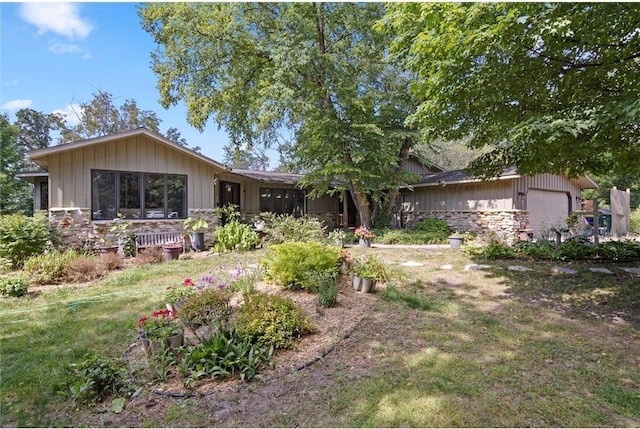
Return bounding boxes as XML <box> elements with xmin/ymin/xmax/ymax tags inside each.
<box><xmin>219</xmin><ymin>181</ymin><xmax>241</xmax><ymax>224</ymax></box>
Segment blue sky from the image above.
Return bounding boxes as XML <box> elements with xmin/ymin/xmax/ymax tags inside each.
<box><xmin>1</xmin><ymin>2</ymin><xmax>233</xmax><ymax>163</ymax></box>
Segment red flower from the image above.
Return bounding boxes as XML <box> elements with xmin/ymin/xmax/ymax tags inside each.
<box><xmin>137</xmin><ymin>317</ymin><xmax>148</xmax><ymax>327</ymax></box>
<box><xmin>166</xmin><ymin>286</ymin><xmax>172</xmax><ymax>290</ymax></box>
<box><xmin>183</xmin><ymin>278</ymin><xmax>195</xmax><ymax>287</ymax></box>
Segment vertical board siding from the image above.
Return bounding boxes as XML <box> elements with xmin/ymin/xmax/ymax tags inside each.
<box><xmin>41</xmin><ymin>135</ymin><xmax>223</xmax><ymax>210</ymax></box>
<box><xmin>402</xmin><ymin>180</ymin><xmax>513</xmax><ymax>212</ymax></box>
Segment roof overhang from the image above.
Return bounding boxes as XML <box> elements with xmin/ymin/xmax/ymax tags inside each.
<box><xmin>26</xmin><ymin>128</ymin><xmax>229</xmax><ymax>172</ymax></box>
<box><xmin>230</xmin><ymin>169</ymin><xmax>304</xmax><ymax>185</ymax></box>
<box><xmin>16</xmin><ymin>171</ymin><xmax>49</xmax><ymax>184</ymax></box>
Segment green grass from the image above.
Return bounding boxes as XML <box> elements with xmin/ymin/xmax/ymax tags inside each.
<box><xmin>0</xmin><ymin>252</ymin><xmax>263</xmax><ymax>427</ymax></box>
<box><xmin>1</xmin><ymin>246</ymin><xmax>639</xmax><ymax>427</ymax></box>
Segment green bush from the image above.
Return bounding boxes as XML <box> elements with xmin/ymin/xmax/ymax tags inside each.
<box><xmin>630</xmin><ymin>207</ymin><xmax>640</xmax><ymax>234</ymax></box>
<box><xmin>594</xmin><ymin>240</ymin><xmax>640</xmax><ymax>261</ymax></box>
<box><xmin>556</xmin><ymin>239</ymin><xmax>595</xmax><ymax>261</ymax></box>
<box><xmin>23</xmin><ymin>249</ymin><xmax>81</xmax><ymax>284</ymax></box>
<box><xmin>62</xmin><ymin>354</ymin><xmax>133</xmax><ymax>404</ymax></box>
<box><xmin>263</xmin><ymin>213</ymin><xmax>327</xmax><ymax>244</ymax></box>
<box><xmin>261</xmin><ymin>242</ymin><xmax>340</xmax><ymax>290</ymax></box>
<box><xmin>236</xmin><ymin>292</ymin><xmax>314</xmax><ymax>349</ymax></box>
<box><xmin>214</xmin><ymin>220</ymin><xmax>259</xmax><ymax>252</ymax></box>
<box><xmin>351</xmin><ymin>254</ymin><xmax>394</xmax><ymax>281</ymax></box>
<box><xmin>179</xmin><ymin>329</ymin><xmax>273</xmax><ymax>384</ymax></box>
<box><xmin>308</xmin><ymin>270</ymin><xmax>338</xmax><ymax>308</ymax></box>
<box><xmin>512</xmin><ymin>240</ymin><xmax>557</xmax><ymax>260</ymax></box>
<box><xmin>180</xmin><ymin>288</ymin><xmax>232</xmax><ymax>338</ymax></box>
<box><xmin>0</xmin><ymin>211</ymin><xmax>54</xmax><ymax>268</ymax></box>
<box><xmin>373</xmin><ymin>218</ymin><xmax>450</xmax><ymax>245</ymax></box>
<box><xmin>0</xmin><ymin>273</ymin><xmax>29</xmax><ymax>297</ymax></box>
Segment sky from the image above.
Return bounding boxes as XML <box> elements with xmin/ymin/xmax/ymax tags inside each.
<box><xmin>0</xmin><ymin>2</ymin><xmax>235</xmax><ymax>163</ymax></box>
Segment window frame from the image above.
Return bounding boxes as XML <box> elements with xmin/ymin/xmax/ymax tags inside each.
<box><xmin>91</xmin><ymin>169</ymin><xmax>187</xmax><ymax>220</ymax></box>
<box><xmin>259</xmin><ymin>187</ymin><xmax>306</xmax><ymax>216</ymax></box>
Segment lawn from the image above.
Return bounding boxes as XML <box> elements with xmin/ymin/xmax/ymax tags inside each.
<box><xmin>1</xmin><ymin>246</ymin><xmax>639</xmax><ymax>427</ymax></box>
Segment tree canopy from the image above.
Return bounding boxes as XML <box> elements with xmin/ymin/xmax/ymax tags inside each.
<box><xmin>139</xmin><ymin>2</ymin><xmax>422</xmax><ymax>227</ymax></box>
<box><xmin>0</xmin><ymin>114</ymin><xmax>32</xmax><ymax>215</ymax></box>
<box><xmin>382</xmin><ymin>3</ymin><xmax>640</xmax><ymax>179</ymax></box>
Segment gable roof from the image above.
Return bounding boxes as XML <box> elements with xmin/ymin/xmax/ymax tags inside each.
<box><xmin>26</xmin><ymin>127</ymin><xmax>229</xmax><ymax>171</ymax></box>
<box><xmin>413</xmin><ymin>166</ymin><xmax>597</xmax><ymax>189</ymax></box>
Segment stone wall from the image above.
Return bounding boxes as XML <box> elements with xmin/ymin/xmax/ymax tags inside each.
<box><xmin>49</xmin><ymin>208</ymin><xmax>220</xmax><ymax>250</ymax></box>
<box><xmin>399</xmin><ymin>209</ymin><xmax>529</xmax><ymax>245</ymax></box>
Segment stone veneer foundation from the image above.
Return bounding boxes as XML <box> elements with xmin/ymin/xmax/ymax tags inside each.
<box><xmin>49</xmin><ymin>208</ymin><xmax>220</xmax><ymax>250</ymax></box>
<box><xmin>399</xmin><ymin>209</ymin><xmax>530</xmax><ymax>245</ymax></box>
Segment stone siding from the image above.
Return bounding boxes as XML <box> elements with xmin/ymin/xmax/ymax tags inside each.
<box><xmin>49</xmin><ymin>208</ymin><xmax>220</xmax><ymax>250</ymax></box>
<box><xmin>399</xmin><ymin>209</ymin><xmax>530</xmax><ymax>245</ymax></box>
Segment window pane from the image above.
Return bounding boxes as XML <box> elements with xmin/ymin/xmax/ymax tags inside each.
<box><xmin>259</xmin><ymin>188</ymin><xmax>272</xmax><ymax>212</ymax></box>
<box><xmin>119</xmin><ymin>172</ymin><xmax>141</xmax><ymax>219</ymax></box>
<box><xmin>167</xmin><ymin>175</ymin><xmax>186</xmax><ymax>219</ymax></box>
<box><xmin>272</xmin><ymin>189</ymin><xmax>283</xmax><ymax>214</ymax></box>
<box><xmin>284</xmin><ymin>189</ymin><xmax>296</xmax><ymax>214</ymax></box>
<box><xmin>294</xmin><ymin>190</ymin><xmax>306</xmax><ymax>217</ymax></box>
<box><xmin>91</xmin><ymin>170</ymin><xmax>116</xmax><ymax>220</ymax></box>
<box><xmin>144</xmin><ymin>174</ymin><xmax>165</xmax><ymax>218</ymax></box>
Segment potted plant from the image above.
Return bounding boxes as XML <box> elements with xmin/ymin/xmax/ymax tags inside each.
<box><xmin>161</xmin><ymin>242</ymin><xmax>182</xmax><ymax>261</ymax></box>
<box><xmin>96</xmin><ymin>237</ymin><xmax>118</xmax><ymax>257</ymax></box>
<box><xmin>354</xmin><ymin>225</ymin><xmax>375</xmax><ymax>247</ymax></box>
<box><xmin>351</xmin><ymin>254</ymin><xmax>390</xmax><ymax>293</ymax></box>
<box><xmin>165</xmin><ymin>278</ymin><xmax>196</xmax><ymax>312</ymax></box>
<box><xmin>448</xmin><ymin>231</ymin><xmax>465</xmax><ymax>249</ymax></box>
<box><xmin>339</xmin><ymin>248</ymin><xmax>352</xmax><ymax>274</ymax></box>
<box><xmin>137</xmin><ymin>309</ymin><xmax>184</xmax><ymax>356</ymax></box>
<box><xmin>183</xmin><ymin>216</ymin><xmax>209</xmax><ymax>251</ymax></box>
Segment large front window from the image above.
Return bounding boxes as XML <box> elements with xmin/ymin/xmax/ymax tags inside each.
<box><xmin>91</xmin><ymin>170</ymin><xmax>187</xmax><ymax>220</ymax></box>
<box><xmin>259</xmin><ymin>187</ymin><xmax>305</xmax><ymax>216</ymax></box>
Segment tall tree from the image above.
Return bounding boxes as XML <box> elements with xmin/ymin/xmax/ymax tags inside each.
<box><xmin>222</xmin><ymin>144</ymin><xmax>269</xmax><ymax>170</ymax></box>
<box><xmin>14</xmin><ymin>108</ymin><xmax>65</xmax><ymax>152</ymax></box>
<box><xmin>59</xmin><ymin>90</ymin><xmax>162</xmax><ymax>143</ymax></box>
<box><xmin>139</xmin><ymin>3</ymin><xmax>421</xmax><ymax>227</ymax></box>
<box><xmin>0</xmin><ymin>114</ymin><xmax>32</xmax><ymax>215</ymax></box>
<box><xmin>383</xmin><ymin>3</ymin><xmax>640</xmax><ymax>179</ymax></box>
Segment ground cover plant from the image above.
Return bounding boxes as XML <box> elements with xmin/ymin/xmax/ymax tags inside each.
<box><xmin>1</xmin><ymin>245</ymin><xmax>639</xmax><ymax>427</ymax></box>
<box><xmin>373</xmin><ymin>217</ymin><xmax>451</xmax><ymax>245</ymax></box>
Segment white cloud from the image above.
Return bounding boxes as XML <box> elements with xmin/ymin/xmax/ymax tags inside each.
<box><xmin>1</xmin><ymin>99</ymin><xmax>33</xmax><ymax>110</ymax></box>
<box><xmin>19</xmin><ymin>3</ymin><xmax>92</xmax><ymax>40</ymax></box>
<box><xmin>2</xmin><ymin>79</ymin><xmax>19</xmax><ymax>87</ymax></box>
<box><xmin>48</xmin><ymin>40</ymin><xmax>82</xmax><ymax>55</ymax></box>
<box><xmin>52</xmin><ymin>104</ymin><xmax>83</xmax><ymax>126</ymax></box>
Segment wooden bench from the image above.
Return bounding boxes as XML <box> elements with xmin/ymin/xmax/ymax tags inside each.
<box><xmin>135</xmin><ymin>232</ymin><xmax>185</xmax><ymax>253</ymax></box>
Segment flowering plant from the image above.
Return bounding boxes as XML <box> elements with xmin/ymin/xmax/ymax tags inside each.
<box><xmin>137</xmin><ymin>309</ymin><xmax>182</xmax><ymax>340</ymax></box>
<box><xmin>351</xmin><ymin>254</ymin><xmax>390</xmax><ymax>281</ymax></box>
<box><xmin>354</xmin><ymin>226</ymin><xmax>375</xmax><ymax>240</ymax></box>
<box><xmin>165</xmin><ymin>278</ymin><xmax>196</xmax><ymax>303</ymax></box>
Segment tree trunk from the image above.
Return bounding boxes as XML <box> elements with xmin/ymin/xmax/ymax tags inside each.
<box><xmin>382</xmin><ymin>135</ymin><xmax>414</xmax><ymax>228</ymax></box>
<box><xmin>348</xmin><ymin>183</ymin><xmax>371</xmax><ymax>228</ymax></box>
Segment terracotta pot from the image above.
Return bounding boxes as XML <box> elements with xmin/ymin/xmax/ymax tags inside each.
<box><xmin>162</xmin><ymin>245</ymin><xmax>182</xmax><ymax>261</ymax></box>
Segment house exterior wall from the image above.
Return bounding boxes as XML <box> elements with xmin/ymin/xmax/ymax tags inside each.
<box><xmin>225</xmin><ymin>177</ymin><xmax>340</xmax><ymax>228</ymax></box>
<box><xmin>404</xmin><ymin>158</ymin><xmax>437</xmax><ymax>175</ymax></box>
<box><xmin>399</xmin><ymin>173</ymin><xmax>587</xmax><ymax>243</ymax></box>
<box><xmin>400</xmin><ymin>180</ymin><xmax>515</xmax><ymax>212</ymax></box>
<box><xmin>49</xmin><ymin>208</ymin><xmax>220</xmax><ymax>250</ymax></box>
<box><xmin>45</xmin><ymin>134</ymin><xmax>221</xmax><ymax>209</ymax></box>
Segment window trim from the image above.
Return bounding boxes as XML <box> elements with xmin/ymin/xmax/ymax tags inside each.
<box><xmin>91</xmin><ymin>169</ymin><xmax>187</xmax><ymax>220</ymax></box>
<box><xmin>259</xmin><ymin>187</ymin><xmax>306</xmax><ymax>216</ymax></box>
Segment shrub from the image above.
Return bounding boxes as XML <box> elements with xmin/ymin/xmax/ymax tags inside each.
<box><xmin>351</xmin><ymin>254</ymin><xmax>393</xmax><ymax>282</ymax></box>
<box><xmin>556</xmin><ymin>239</ymin><xmax>595</xmax><ymax>261</ymax></box>
<box><xmin>0</xmin><ymin>211</ymin><xmax>54</xmax><ymax>268</ymax></box>
<box><xmin>512</xmin><ymin>240</ymin><xmax>557</xmax><ymax>260</ymax></box>
<box><xmin>477</xmin><ymin>242</ymin><xmax>516</xmax><ymax>260</ymax></box>
<box><xmin>0</xmin><ymin>273</ymin><xmax>29</xmax><ymax>297</ymax></box>
<box><xmin>180</xmin><ymin>288</ymin><xmax>232</xmax><ymax>338</ymax></box>
<box><xmin>62</xmin><ymin>354</ymin><xmax>132</xmax><ymax>404</ymax></box>
<box><xmin>309</xmin><ymin>270</ymin><xmax>338</xmax><ymax>308</ymax></box>
<box><xmin>98</xmin><ymin>252</ymin><xmax>122</xmax><ymax>271</ymax></box>
<box><xmin>214</xmin><ymin>220</ymin><xmax>259</xmax><ymax>252</ymax></box>
<box><xmin>630</xmin><ymin>206</ymin><xmax>640</xmax><ymax>234</ymax></box>
<box><xmin>179</xmin><ymin>329</ymin><xmax>274</xmax><ymax>384</ymax></box>
<box><xmin>263</xmin><ymin>213</ymin><xmax>327</xmax><ymax>244</ymax></box>
<box><xmin>134</xmin><ymin>247</ymin><xmax>163</xmax><ymax>265</ymax></box>
<box><xmin>64</xmin><ymin>257</ymin><xmax>104</xmax><ymax>283</ymax></box>
<box><xmin>261</xmin><ymin>242</ymin><xmax>340</xmax><ymax>290</ymax></box>
<box><xmin>593</xmin><ymin>240</ymin><xmax>640</xmax><ymax>262</ymax></box>
<box><xmin>23</xmin><ymin>249</ymin><xmax>80</xmax><ymax>284</ymax></box>
<box><xmin>236</xmin><ymin>292</ymin><xmax>314</xmax><ymax>349</ymax></box>
<box><xmin>412</xmin><ymin>218</ymin><xmax>451</xmax><ymax>241</ymax></box>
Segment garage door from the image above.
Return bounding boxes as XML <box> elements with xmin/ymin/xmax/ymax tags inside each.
<box><xmin>527</xmin><ymin>190</ymin><xmax>569</xmax><ymax>235</ymax></box>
